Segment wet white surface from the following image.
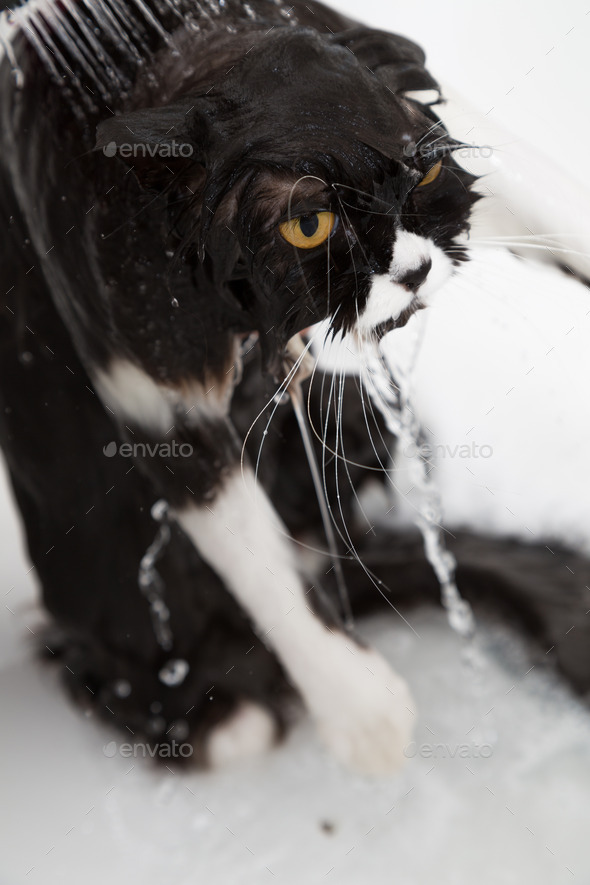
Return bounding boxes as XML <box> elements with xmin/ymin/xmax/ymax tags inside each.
<box><xmin>2</xmin><ymin>539</ymin><xmax>590</xmax><ymax>885</ymax></box>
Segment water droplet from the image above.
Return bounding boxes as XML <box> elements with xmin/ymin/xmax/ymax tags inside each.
<box><xmin>171</xmin><ymin>297</ymin><xmax>179</xmax><ymax>308</ymax></box>
<box><xmin>240</xmin><ymin>331</ymin><xmax>259</xmax><ymax>357</ymax></box>
<box><xmin>113</xmin><ymin>679</ymin><xmax>131</xmax><ymax>698</ymax></box>
<box><xmin>151</xmin><ymin>600</ymin><xmax>169</xmax><ymax>619</ymax></box>
<box><xmin>159</xmin><ymin>658</ymin><xmax>190</xmax><ymax>687</ymax></box>
<box><xmin>151</xmin><ymin>499</ymin><xmax>169</xmax><ymax>522</ymax></box>
<box><xmin>11</xmin><ymin>68</ymin><xmax>24</xmax><ymax>89</ymax></box>
<box><xmin>19</xmin><ymin>351</ymin><xmax>34</xmax><ymax>365</ymax></box>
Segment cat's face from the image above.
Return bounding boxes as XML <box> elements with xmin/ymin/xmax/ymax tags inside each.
<box><xmin>98</xmin><ymin>28</ymin><xmax>478</xmax><ymax>373</ymax></box>
<box><xmin>222</xmin><ymin>149</ymin><xmax>476</xmax><ymax>347</ymax></box>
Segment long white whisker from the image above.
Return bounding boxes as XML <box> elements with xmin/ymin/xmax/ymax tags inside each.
<box><xmin>470</xmin><ymin>239</ymin><xmax>590</xmax><ymax>259</ymax></box>
<box><xmin>290</xmin><ymin>371</ymin><xmax>353</xmax><ymax>627</ymax></box>
<box><xmin>414</xmin><ymin>119</ymin><xmax>446</xmax><ymax>150</ymax></box>
<box><xmin>241</xmin><ymin>332</ymin><xmax>318</xmax><ymax>483</ymax></box>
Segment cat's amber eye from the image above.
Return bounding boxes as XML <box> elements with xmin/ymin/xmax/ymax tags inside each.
<box><xmin>418</xmin><ymin>159</ymin><xmax>443</xmax><ymax>187</ymax></box>
<box><xmin>279</xmin><ymin>211</ymin><xmax>336</xmax><ymax>249</ymax></box>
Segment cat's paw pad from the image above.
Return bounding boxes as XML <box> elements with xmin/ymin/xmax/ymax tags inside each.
<box><xmin>205</xmin><ymin>701</ymin><xmax>277</xmax><ymax>768</ymax></box>
<box><xmin>308</xmin><ymin>641</ymin><xmax>415</xmax><ymax>775</ymax></box>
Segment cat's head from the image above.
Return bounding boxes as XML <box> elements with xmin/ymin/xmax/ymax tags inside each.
<box><xmin>97</xmin><ymin>26</ymin><xmax>478</xmax><ymax>375</ymax></box>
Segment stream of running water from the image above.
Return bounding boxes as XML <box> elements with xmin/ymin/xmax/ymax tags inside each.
<box><xmin>138</xmin><ymin>498</ymin><xmax>174</xmax><ymax>653</ymax></box>
<box><xmin>0</xmin><ymin>0</ymin><xmax>296</xmax><ymax>106</ymax></box>
<box><xmin>363</xmin><ymin>336</ymin><xmax>495</xmax><ymax>740</ymax></box>
<box><xmin>363</xmin><ymin>339</ymin><xmax>476</xmax><ymax>638</ymax></box>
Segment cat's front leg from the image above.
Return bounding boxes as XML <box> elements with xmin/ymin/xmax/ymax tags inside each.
<box><xmin>94</xmin><ymin>357</ymin><xmax>415</xmax><ymax>773</ymax></box>
<box><xmin>183</xmin><ymin>470</ymin><xmax>416</xmax><ymax>774</ymax></box>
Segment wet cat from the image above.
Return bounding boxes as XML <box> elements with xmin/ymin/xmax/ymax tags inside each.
<box><xmin>1</xmin><ymin>0</ymin><xmax>588</xmax><ymax>771</ymax></box>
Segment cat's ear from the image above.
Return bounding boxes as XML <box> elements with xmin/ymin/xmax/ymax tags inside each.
<box><xmin>95</xmin><ymin>101</ymin><xmax>206</xmax><ymax>191</ymax></box>
<box><xmin>331</xmin><ymin>27</ymin><xmax>440</xmax><ymax>97</ymax></box>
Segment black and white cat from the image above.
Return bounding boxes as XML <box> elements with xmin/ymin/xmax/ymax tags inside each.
<box><xmin>1</xmin><ymin>0</ymin><xmax>588</xmax><ymax>772</ymax></box>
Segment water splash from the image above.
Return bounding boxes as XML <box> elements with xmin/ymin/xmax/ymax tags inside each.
<box><xmin>363</xmin><ymin>338</ymin><xmax>498</xmax><ymax>739</ymax></box>
<box><xmin>2</xmin><ymin>0</ymin><xmax>305</xmax><ymax>112</ymax></box>
<box><xmin>138</xmin><ymin>498</ymin><xmax>174</xmax><ymax>652</ymax></box>
<box><xmin>4</xmin><ymin>0</ymin><xmax>279</xmax><ymax>106</ymax></box>
<box><xmin>0</xmin><ymin>12</ymin><xmax>24</xmax><ymax>88</ymax></box>
<box><xmin>364</xmin><ymin>340</ymin><xmax>475</xmax><ymax>639</ymax></box>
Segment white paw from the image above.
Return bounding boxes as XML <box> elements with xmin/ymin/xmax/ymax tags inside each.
<box><xmin>305</xmin><ymin>637</ymin><xmax>416</xmax><ymax>775</ymax></box>
<box><xmin>205</xmin><ymin>701</ymin><xmax>277</xmax><ymax>768</ymax></box>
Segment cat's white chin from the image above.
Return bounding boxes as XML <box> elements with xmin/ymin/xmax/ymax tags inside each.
<box><xmin>356</xmin><ymin>278</ymin><xmax>417</xmax><ymax>338</ymax></box>
<box><xmin>356</xmin><ymin>232</ymin><xmax>454</xmax><ymax>337</ymax></box>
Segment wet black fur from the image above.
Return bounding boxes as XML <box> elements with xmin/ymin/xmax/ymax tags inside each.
<box><xmin>1</xmin><ymin>0</ymin><xmax>589</xmax><ymax>755</ymax></box>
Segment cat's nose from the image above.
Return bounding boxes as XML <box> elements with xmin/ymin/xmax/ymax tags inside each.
<box><xmin>396</xmin><ymin>258</ymin><xmax>432</xmax><ymax>292</ymax></box>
